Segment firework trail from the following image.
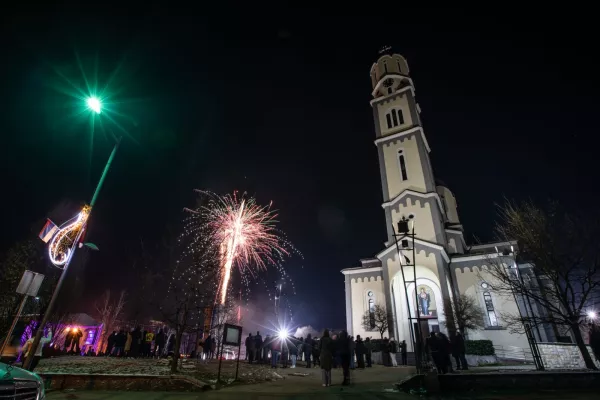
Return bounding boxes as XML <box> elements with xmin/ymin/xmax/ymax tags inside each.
<box><xmin>196</xmin><ymin>190</ymin><xmax>294</xmax><ymax>305</ymax></box>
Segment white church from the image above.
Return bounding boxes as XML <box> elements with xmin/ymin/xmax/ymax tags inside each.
<box><xmin>342</xmin><ymin>52</ymin><xmax>556</xmax><ymax>352</ymax></box>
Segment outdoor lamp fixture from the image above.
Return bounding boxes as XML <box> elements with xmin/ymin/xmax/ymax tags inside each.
<box><xmin>277</xmin><ymin>330</ymin><xmax>289</xmax><ymax>339</ymax></box>
<box><xmin>397</xmin><ymin>217</ymin><xmax>410</xmax><ymax>235</ymax></box>
<box><xmin>588</xmin><ymin>311</ymin><xmax>597</xmax><ymax>320</ymax></box>
<box><xmin>86</xmin><ymin>96</ymin><xmax>102</xmax><ymax>114</ymax></box>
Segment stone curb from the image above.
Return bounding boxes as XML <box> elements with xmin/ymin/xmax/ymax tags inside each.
<box><xmin>39</xmin><ymin>373</ymin><xmax>212</xmax><ymax>392</ymax></box>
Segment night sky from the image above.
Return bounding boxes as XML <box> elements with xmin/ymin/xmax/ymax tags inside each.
<box><xmin>1</xmin><ymin>10</ymin><xmax>599</xmax><ymax>330</ymax></box>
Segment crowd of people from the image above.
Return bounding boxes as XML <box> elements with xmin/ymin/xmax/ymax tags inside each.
<box><xmin>104</xmin><ymin>327</ymin><xmax>170</xmax><ymax>358</ymax></box>
<box><xmin>242</xmin><ymin>330</ymin><xmax>410</xmax><ymax>386</ymax></box>
<box><xmin>425</xmin><ymin>331</ymin><xmax>468</xmax><ymax>373</ymax></box>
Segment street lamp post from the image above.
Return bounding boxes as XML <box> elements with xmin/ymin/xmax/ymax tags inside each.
<box><xmin>23</xmin><ymin>98</ymin><xmax>121</xmax><ymax>370</ymax></box>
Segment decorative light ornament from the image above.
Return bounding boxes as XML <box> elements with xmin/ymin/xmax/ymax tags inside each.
<box><xmin>49</xmin><ymin>205</ymin><xmax>91</xmax><ymax>267</ymax></box>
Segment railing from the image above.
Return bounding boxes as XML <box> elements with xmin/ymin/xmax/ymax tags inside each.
<box><xmin>493</xmin><ymin>345</ymin><xmax>534</xmax><ymax>362</ymax></box>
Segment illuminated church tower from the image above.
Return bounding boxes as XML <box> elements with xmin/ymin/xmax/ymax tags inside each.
<box><xmin>342</xmin><ymin>50</ymin><xmax>539</xmax><ymax>353</ymax></box>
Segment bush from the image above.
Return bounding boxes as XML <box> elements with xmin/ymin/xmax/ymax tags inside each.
<box><xmin>465</xmin><ymin>340</ymin><xmax>495</xmax><ymax>356</ymax></box>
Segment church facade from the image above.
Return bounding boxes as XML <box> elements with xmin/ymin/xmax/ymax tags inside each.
<box><xmin>342</xmin><ymin>52</ymin><xmax>554</xmax><ymax>351</ymax></box>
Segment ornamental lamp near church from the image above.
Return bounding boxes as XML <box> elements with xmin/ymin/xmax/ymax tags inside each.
<box><xmin>397</xmin><ymin>217</ymin><xmax>410</xmax><ymax>235</ymax></box>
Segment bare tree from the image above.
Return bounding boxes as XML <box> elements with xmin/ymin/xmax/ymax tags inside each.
<box><xmin>485</xmin><ymin>200</ymin><xmax>600</xmax><ymax>370</ymax></box>
<box><xmin>94</xmin><ymin>290</ymin><xmax>127</xmax><ymax>353</ymax></box>
<box><xmin>361</xmin><ymin>304</ymin><xmax>391</xmax><ymax>339</ymax></box>
<box><xmin>444</xmin><ymin>294</ymin><xmax>486</xmax><ymax>335</ymax></box>
<box><xmin>156</xmin><ymin>217</ymin><xmax>220</xmax><ymax>373</ymax></box>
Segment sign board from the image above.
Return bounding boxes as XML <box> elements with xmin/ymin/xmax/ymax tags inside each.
<box><xmin>16</xmin><ymin>270</ymin><xmax>45</xmax><ymax>297</ymax></box>
<box><xmin>222</xmin><ymin>323</ymin><xmax>242</xmax><ymax>346</ymax></box>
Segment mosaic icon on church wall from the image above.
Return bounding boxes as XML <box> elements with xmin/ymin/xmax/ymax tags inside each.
<box><xmin>416</xmin><ymin>285</ymin><xmax>437</xmax><ymax>318</ymax></box>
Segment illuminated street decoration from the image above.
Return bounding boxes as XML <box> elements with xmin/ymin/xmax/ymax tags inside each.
<box><xmin>48</xmin><ymin>205</ymin><xmax>91</xmax><ymax>267</ymax></box>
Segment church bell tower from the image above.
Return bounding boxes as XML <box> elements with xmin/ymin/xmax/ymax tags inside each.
<box><xmin>370</xmin><ymin>50</ymin><xmax>446</xmax><ymax>246</ymax></box>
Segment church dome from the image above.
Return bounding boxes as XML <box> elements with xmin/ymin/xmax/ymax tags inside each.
<box><xmin>370</xmin><ymin>53</ymin><xmax>412</xmax><ymax>98</ymax></box>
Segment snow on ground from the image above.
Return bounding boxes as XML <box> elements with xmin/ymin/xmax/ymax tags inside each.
<box><xmin>36</xmin><ymin>356</ymin><xmax>285</xmax><ymax>384</ymax></box>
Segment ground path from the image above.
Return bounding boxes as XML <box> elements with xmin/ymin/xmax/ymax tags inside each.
<box><xmin>46</xmin><ymin>364</ymin><xmax>413</xmax><ymax>399</ymax></box>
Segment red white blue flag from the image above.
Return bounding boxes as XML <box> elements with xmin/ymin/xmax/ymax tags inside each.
<box><xmin>39</xmin><ymin>219</ymin><xmax>58</xmax><ymax>243</ymax></box>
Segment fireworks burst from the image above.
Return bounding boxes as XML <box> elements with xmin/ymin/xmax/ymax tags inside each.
<box><xmin>200</xmin><ymin>191</ymin><xmax>291</xmax><ymax>304</ymax></box>
<box><xmin>182</xmin><ymin>190</ymin><xmax>299</xmax><ymax>307</ymax></box>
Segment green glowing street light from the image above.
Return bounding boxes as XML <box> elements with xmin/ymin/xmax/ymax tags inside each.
<box><xmin>86</xmin><ymin>96</ymin><xmax>102</xmax><ymax>114</ymax></box>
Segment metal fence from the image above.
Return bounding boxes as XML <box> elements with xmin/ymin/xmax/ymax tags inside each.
<box><xmin>493</xmin><ymin>344</ymin><xmax>534</xmax><ymax>362</ymax></box>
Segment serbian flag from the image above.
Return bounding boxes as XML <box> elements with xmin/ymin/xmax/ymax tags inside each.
<box><xmin>39</xmin><ymin>219</ymin><xmax>58</xmax><ymax>243</ymax></box>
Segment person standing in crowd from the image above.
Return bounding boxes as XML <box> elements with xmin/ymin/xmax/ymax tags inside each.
<box><xmin>249</xmin><ymin>333</ymin><xmax>257</xmax><ymax>364</ymax></box>
<box><xmin>281</xmin><ymin>339</ymin><xmax>289</xmax><ymax>368</ymax></box>
<box><xmin>125</xmin><ymin>329</ymin><xmax>133</xmax><ymax>357</ymax></box>
<box><xmin>144</xmin><ymin>330</ymin><xmax>155</xmax><ymax>357</ymax></box>
<box><xmin>319</xmin><ymin>329</ymin><xmax>334</xmax><ymax>387</ymax></box>
<box><xmin>130</xmin><ymin>326</ymin><xmax>142</xmax><ymax>358</ymax></box>
<box><xmin>312</xmin><ymin>336</ymin><xmax>320</xmax><ymax>367</ymax></box>
<box><xmin>63</xmin><ymin>329</ymin><xmax>73</xmax><ymax>353</ymax></box>
<box><xmin>203</xmin><ymin>334</ymin><xmax>212</xmax><ymax>363</ymax></box>
<box><xmin>106</xmin><ymin>331</ymin><xmax>117</xmax><ymax>356</ymax></box>
<box><xmin>337</xmin><ymin>331</ymin><xmax>351</xmax><ymax>386</ymax></box>
<box><xmin>22</xmin><ymin>329</ymin><xmax>52</xmax><ymax>371</ymax></box>
<box><xmin>245</xmin><ymin>333</ymin><xmax>253</xmax><ymax>362</ymax></box>
<box><xmin>70</xmin><ymin>328</ymin><xmax>83</xmax><ymax>354</ymax></box>
<box><xmin>112</xmin><ymin>330</ymin><xmax>126</xmax><ymax>357</ymax></box>
<box><xmin>364</xmin><ymin>337</ymin><xmax>373</xmax><ymax>367</ymax></box>
<box><xmin>382</xmin><ymin>337</ymin><xmax>391</xmax><ymax>366</ymax></box>
<box><xmin>451</xmin><ymin>331</ymin><xmax>468</xmax><ymax>370</ymax></box>
<box><xmin>303</xmin><ymin>335</ymin><xmax>313</xmax><ymax>368</ymax></box>
<box><xmin>438</xmin><ymin>332</ymin><xmax>454</xmax><ymax>373</ymax></box>
<box><xmin>389</xmin><ymin>337</ymin><xmax>398</xmax><ymax>367</ymax></box>
<box><xmin>271</xmin><ymin>335</ymin><xmax>281</xmax><ymax>368</ymax></box>
<box><xmin>349</xmin><ymin>336</ymin><xmax>356</xmax><ymax>370</ymax></box>
<box><xmin>210</xmin><ymin>338</ymin><xmax>216</xmax><ymax>359</ymax></box>
<box><xmin>297</xmin><ymin>337</ymin><xmax>303</xmax><ymax>363</ymax></box>
<box><xmin>263</xmin><ymin>334</ymin><xmax>271</xmax><ymax>364</ymax></box>
<box><xmin>289</xmin><ymin>337</ymin><xmax>298</xmax><ymax>368</ymax></box>
<box><xmin>255</xmin><ymin>331</ymin><xmax>263</xmax><ymax>363</ymax></box>
<box><xmin>401</xmin><ymin>339</ymin><xmax>408</xmax><ymax>365</ymax></box>
<box><xmin>154</xmin><ymin>328</ymin><xmax>165</xmax><ymax>358</ymax></box>
<box><xmin>355</xmin><ymin>335</ymin><xmax>366</xmax><ymax>369</ymax></box>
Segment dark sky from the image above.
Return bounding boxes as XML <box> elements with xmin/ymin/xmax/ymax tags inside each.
<box><xmin>1</xmin><ymin>10</ymin><xmax>599</xmax><ymax>329</ymax></box>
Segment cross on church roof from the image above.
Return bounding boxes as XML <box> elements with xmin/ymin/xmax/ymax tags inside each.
<box><xmin>379</xmin><ymin>45</ymin><xmax>393</xmax><ymax>55</ymax></box>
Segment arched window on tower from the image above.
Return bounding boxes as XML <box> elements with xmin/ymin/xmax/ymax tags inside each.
<box><xmin>368</xmin><ymin>298</ymin><xmax>375</xmax><ymax>329</ymax></box>
<box><xmin>398</xmin><ymin>150</ymin><xmax>408</xmax><ymax>181</ymax></box>
<box><xmin>482</xmin><ymin>288</ymin><xmax>499</xmax><ymax>326</ymax></box>
<box><xmin>385</xmin><ymin>108</ymin><xmax>405</xmax><ymax>130</ymax></box>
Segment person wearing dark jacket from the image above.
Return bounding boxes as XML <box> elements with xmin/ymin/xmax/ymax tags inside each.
<box><xmin>112</xmin><ymin>330</ymin><xmax>126</xmax><ymax>357</ymax></box>
<box><xmin>452</xmin><ymin>332</ymin><xmax>468</xmax><ymax>370</ymax></box>
<box><xmin>311</xmin><ymin>337</ymin><xmax>320</xmax><ymax>367</ymax></box>
<box><xmin>249</xmin><ymin>334</ymin><xmax>257</xmax><ymax>364</ymax></box>
<box><xmin>319</xmin><ymin>330</ymin><xmax>334</xmax><ymax>387</ymax></box>
<box><xmin>364</xmin><ymin>337</ymin><xmax>373</xmax><ymax>367</ymax></box>
<box><xmin>154</xmin><ymin>329</ymin><xmax>165</xmax><ymax>358</ymax></box>
<box><xmin>438</xmin><ymin>332</ymin><xmax>453</xmax><ymax>373</ymax></box>
<box><xmin>381</xmin><ymin>337</ymin><xmax>391</xmax><ymax>366</ymax></box>
<box><xmin>203</xmin><ymin>335</ymin><xmax>212</xmax><ymax>363</ymax></box>
<box><xmin>245</xmin><ymin>333</ymin><xmax>253</xmax><ymax>362</ymax></box>
<box><xmin>303</xmin><ymin>335</ymin><xmax>313</xmax><ymax>368</ymax></box>
<box><xmin>289</xmin><ymin>338</ymin><xmax>299</xmax><ymax>368</ymax></box>
<box><xmin>106</xmin><ymin>331</ymin><xmax>117</xmax><ymax>356</ymax></box>
<box><xmin>337</xmin><ymin>331</ymin><xmax>351</xmax><ymax>386</ymax></box>
<box><xmin>130</xmin><ymin>326</ymin><xmax>142</xmax><ymax>358</ymax></box>
<box><xmin>255</xmin><ymin>331</ymin><xmax>263</xmax><ymax>363</ymax></box>
<box><xmin>262</xmin><ymin>334</ymin><xmax>271</xmax><ymax>364</ymax></box>
<box><xmin>355</xmin><ymin>335</ymin><xmax>366</xmax><ymax>369</ymax></box>
<box><xmin>400</xmin><ymin>340</ymin><xmax>408</xmax><ymax>365</ymax></box>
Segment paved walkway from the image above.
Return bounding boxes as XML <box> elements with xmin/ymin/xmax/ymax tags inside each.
<box><xmin>47</xmin><ymin>365</ymin><xmax>414</xmax><ymax>399</ymax></box>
